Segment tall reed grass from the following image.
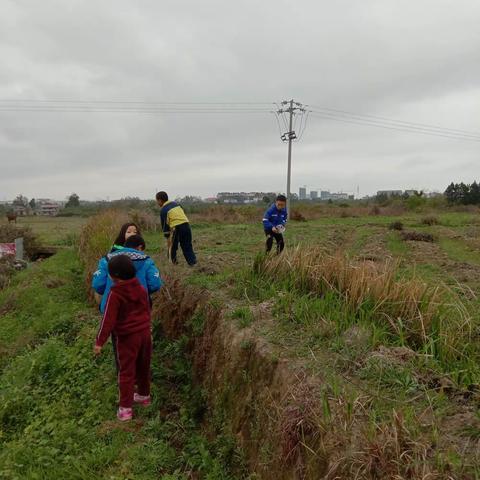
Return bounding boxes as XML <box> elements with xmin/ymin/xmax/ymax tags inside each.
<box><xmin>254</xmin><ymin>247</ymin><xmax>474</xmax><ymax>370</ymax></box>
<box><xmin>78</xmin><ymin>210</ymin><xmax>130</xmax><ymax>291</ymax></box>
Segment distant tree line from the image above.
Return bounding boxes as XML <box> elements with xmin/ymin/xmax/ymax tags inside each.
<box><xmin>444</xmin><ymin>181</ymin><xmax>480</xmax><ymax>205</ymax></box>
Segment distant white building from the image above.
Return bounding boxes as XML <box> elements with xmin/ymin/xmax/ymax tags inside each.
<box><xmin>36</xmin><ymin>199</ymin><xmax>60</xmax><ymax>216</ymax></box>
<box><xmin>299</xmin><ymin>187</ymin><xmax>307</xmax><ymax>200</ymax></box>
<box><xmin>310</xmin><ymin>190</ymin><xmax>318</xmax><ymax>200</ymax></box>
<box><xmin>216</xmin><ymin>192</ymin><xmax>277</xmax><ymax>204</ymax></box>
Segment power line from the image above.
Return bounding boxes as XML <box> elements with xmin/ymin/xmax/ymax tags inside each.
<box><xmin>309</xmin><ymin>111</ymin><xmax>480</xmax><ymax>143</ymax></box>
<box><xmin>310</xmin><ymin>105</ymin><xmax>480</xmax><ymax>139</ymax></box>
<box><xmin>0</xmin><ymin>99</ymin><xmax>274</xmax><ymax>106</ymax></box>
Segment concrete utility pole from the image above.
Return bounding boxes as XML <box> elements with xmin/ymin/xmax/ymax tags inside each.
<box><xmin>277</xmin><ymin>99</ymin><xmax>306</xmax><ymax>214</ymax></box>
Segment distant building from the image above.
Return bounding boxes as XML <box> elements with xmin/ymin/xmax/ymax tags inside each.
<box><xmin>320</xmin><ymin>191</ymin><xmax>350</xmax><ymax>201</ymax></box>
<box><xmin>13</xmin><ymin>204</ymin><xmax>28</xmax><ymax>216</ymax></box>
<box><xmin>310</xmin><ymin>190</ymin><xmax>318</xmax><ymax>200</ymax></box>
<box><xmin>299</xmin><ymin>187</ymin><xmax>307</xmax><ymax>200</ymax></box>
<box><xmin>35</xmin><ymin>199</ymin><xmax>60</xmax><ymax>216</ymax></box>
<box><xmin>216</xmin><ymin>192</ymin><xmax>277</xmax><ymax>204</ymax></box>
<box><xmin>377</xmin><ymin>190</ymin><xmax>403</xmax><ymax>198</ymax></box>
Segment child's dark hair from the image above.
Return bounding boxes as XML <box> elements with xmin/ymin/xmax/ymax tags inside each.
<box><xmin>108</xmin><ymin>255</ymin><xmax>136</xmax><ymax>280</ymax></box>
<box><xmin>276</xmin><ymin>194</ymin><xmax>287</xmax><ymax>202</ymax></box>
<box><xmin>124</xmin><ymin>235</ymin><xmax>146</xmax><ymax>250</ymax></box>
<box><xmin>113</xmin><ymin>223</ymin><xmax>141</xmax><ymax>246</ymax></box>
<box><xmin>156</xmin><ymin>191</ymin><xmax>169</xmax><ymax>202</ymax></box>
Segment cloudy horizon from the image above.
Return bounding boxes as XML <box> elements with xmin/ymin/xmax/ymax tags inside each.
<box><xmin>1</xmin><ymin>0</ymin><xmax>479</xmax><ymax>202</ymax></box>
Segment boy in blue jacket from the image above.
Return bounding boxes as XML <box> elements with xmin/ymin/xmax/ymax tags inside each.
<box><xmin>92</xmin><ymin>235</ymin><xmax>163</xmax><ymax>313</ymax></box>
<box><xmin>263</xmin><ymin>194</ymin><xmax>288</xmax><ymax>254</ymax></box>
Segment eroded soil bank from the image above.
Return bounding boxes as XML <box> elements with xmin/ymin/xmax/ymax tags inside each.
<box><xmin>154</xmin><ymin>276</ymin><xmax>327</xmax><ymax>479</ymax></box>
<box><xmin>153</xmin><ymin>263</ymin><xmax>480</xmax><ymax>480</ymax></box>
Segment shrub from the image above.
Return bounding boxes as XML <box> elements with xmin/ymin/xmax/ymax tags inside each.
<box><xmin>389</xmin><ymin>221</ymin><xmax>404</xmax><ymax>231</ymax></box>
<box><xmin>421</xmin><ymin>215</ymin><xmax>440</xmax><ymax>226</ymax></box>
<box><xmin>290</xmin><ymin>210</ymin><xmax>307</xmax><ymax>222</ymax></box>
<box><xmin>400</xmin><ymin>231</ymin><xmax>435</xmax><ymax>242</ymax></box>
<box><xmin>369</xmin><ymin>205</ymin><xmax>381</xmax><ymax>216</ymax></box>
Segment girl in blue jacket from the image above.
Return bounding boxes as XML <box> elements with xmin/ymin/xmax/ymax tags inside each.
<box><xmin>262</xmin><ymin>194</ymin><xmax>288</xmax><ymax>254</ymax></box>
<box><xmin>92</xmin><ymin>235</ymin><xmax>162</xmax><ymax>313</ymax></box>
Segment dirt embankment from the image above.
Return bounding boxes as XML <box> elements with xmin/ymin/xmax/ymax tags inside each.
<box><xmin>152</xmin><ymin>266</ymin><xmax>480</xmax><ymax>480</ymax></box>
<box><xmin>153</xmin><ymin>274</ymin><xmax>327</xmax><ymax>479</ymax></box>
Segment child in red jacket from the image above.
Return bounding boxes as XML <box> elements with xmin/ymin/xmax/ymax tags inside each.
<box><xmin>94</xmin><ymin>254</ymin><xmax>152</xmax><ymax>422</ymax></box>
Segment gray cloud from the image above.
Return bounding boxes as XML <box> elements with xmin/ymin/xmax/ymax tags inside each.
<box><xmin>0</xmin><ymin>0</ymin><xmax>479</xmax><ymax>201</ymax></box>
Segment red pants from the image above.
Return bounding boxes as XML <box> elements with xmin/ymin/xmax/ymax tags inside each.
<box><xmin>114</xmin><ymin>330</ymin><xmax>152</xmax><ymax>408</ymax></box>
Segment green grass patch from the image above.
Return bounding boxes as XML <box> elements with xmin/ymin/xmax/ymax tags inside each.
<box><xmin>0</xmin><ymin>250</ymin><xmax>250</xmax><ymax>479</ymax></box>
<box><xmin>230</xmin><ymin>306</ymin><xmax>254</xmax><ymax>329</ymax></box>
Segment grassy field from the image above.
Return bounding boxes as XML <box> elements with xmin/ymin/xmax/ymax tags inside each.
<box><xmin>1</xmin><ymin>210</ymin><xmax>480</xmax><ymax>478</ymax></box>
<box><xmin>0</xmin><ymin>216</ymin><xmax>87</xmax><ymax>246</ymax></box>
<box><xmin>148</xmin><ymin>210</ymin><xmax>480</xmax><ymax>477</ymax></box>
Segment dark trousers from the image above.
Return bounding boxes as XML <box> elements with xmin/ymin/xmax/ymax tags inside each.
<box><xmin>114</xmin><ymin>330</ymin><xmax>152</xmax><ymax>408</ymax></box>
<box><xmin>171</xmin><ymin>222</ymin><xmax>197</xmax><ymax>265</ymax></box>
<box><xmin>265</xmin><ymin>229</ymin><xmax>285</xmax><ymax>254</ymax></box>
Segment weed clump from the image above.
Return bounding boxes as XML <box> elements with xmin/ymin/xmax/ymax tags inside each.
<box><xmin>369</xmin><ymin>205</ymin><xmax>381</xmax><ymax>216</ymax></box>
<box><xmin>0</xmin><ymin>257</ymin><xmax>15</xmax><ymax>289</ymax></box>
<box><xmin>400</xmin><ymin>231</ymin><xmax>435</xmax><ymax>242</ymax></box>
<box><xmin>388</xmin><ymin>221</ymin><xmax>404</xmax><ymax>231</ymax></box>
<box><xmin>421</xmin><ymin>215</ymin><xmax>440</xmax><ymax>226</ymax></box>
<box><xmin>254</xmin><ymin>247</ymin><xmax>473</xmax><ymax>370</ymax></box>
<box><xmin>290</xmin><ymin>210</ymin><xmax>307</xmax><ymax>222</ymax></box>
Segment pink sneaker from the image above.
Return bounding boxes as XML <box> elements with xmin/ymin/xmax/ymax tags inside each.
<box><xmin>117</xmin><ymin>407</ymin><xmax>133</xmax><ymax>422</ymax></box>
<box><xmin>133</xmin><ymin>393</ymin><xmax>151</xmax><ymax>406</ymax></box>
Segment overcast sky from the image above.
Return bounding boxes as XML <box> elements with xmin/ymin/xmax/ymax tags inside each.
<box><xmin>0</xmin><ymin>0</ymin><xmax>479</xmax><ymax>201</ymax></box>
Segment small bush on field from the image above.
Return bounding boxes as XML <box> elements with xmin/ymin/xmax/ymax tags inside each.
<box><xmin>421</xmin><ymin>215</ymin><xmax>440</xmax><ymax>226</ymax></box>
<box><xmin>369</xmin><ymin>205</ymin><xmax>381</xmax><ymax>216</ymax></box>
<box><xmin>290</xmin><ymin>210</ymin><xmax>307</xmax><ymax>222</ymax></box>
<box><xmin>401</xmin><ymin>231</ymin><xmax>435</xmax><ymax>242</ymax></box>
<box><xmin>389</xmin><ymin>221</ymin><xmax>404</xmax><ymax>231</ymax></box>
<box><xmin>0</xmin><ymin>224</ymin><xmax>40</xmax><ymax>259</ymax></box>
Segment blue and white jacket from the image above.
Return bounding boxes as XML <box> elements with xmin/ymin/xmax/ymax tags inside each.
<box><xmin>263</xmin><ymin>204</ymin><xmax>288</xmax><ymax>231</ymax></box>
<box><xmin>92</xmin><ymin>247</ymin><xmax>163</xmax><ymax>313</ymax></box>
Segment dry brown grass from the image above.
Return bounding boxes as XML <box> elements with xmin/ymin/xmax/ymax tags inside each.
<box><xmin>255</xmin><ymin>247</ymin><xmax>472</xmax><ymax>359</ymax></box>
<box><xmin>421</xmin><ymin>215</ymin><xmax>440</xmax><ymax>226</ymax></box>
<box><xmin>256</xmin><ymin>247</ymin><xmax>440</xmax><ymax>340</ymax></box>
<box><xmin>191</xmin><ymin>205</ymin><xmax>261</xmax><ymax>224</ymax></box>
<box><xmin>188</xmin><ymin>203</ymin><xmax>408</xmax><ymax>224</ymax></box>
<box><xmin>78</xmin><ymin>210</ymin><xmax>130</xmax><ymax>292</ymax></box>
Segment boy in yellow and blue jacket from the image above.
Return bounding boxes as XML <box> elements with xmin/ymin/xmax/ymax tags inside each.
<box><xmin>155</xmin><ymin>191</ymin><xmax>197</xmax><ymax>266</ymax></box>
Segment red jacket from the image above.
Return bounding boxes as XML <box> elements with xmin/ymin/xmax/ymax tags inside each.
<box><xmin>96</xmin><ymin>278</ymin><xmax>151</xmax><ymax>347</ymax></box>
